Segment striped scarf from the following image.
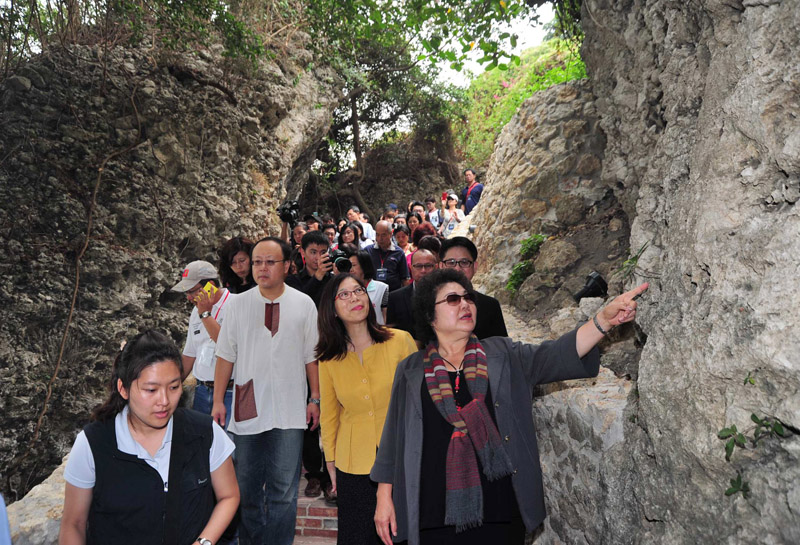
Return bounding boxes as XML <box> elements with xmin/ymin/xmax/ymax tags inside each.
<box><xmin>423</xmin><ymin>336</ymin><xmax>514</xmax><ymax>531</ymax></box>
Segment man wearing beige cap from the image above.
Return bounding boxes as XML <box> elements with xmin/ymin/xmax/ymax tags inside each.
<box><xmin>171</xmin><ymin>260</ymin><xmax>234</xmax><ymax>428</ymax></box>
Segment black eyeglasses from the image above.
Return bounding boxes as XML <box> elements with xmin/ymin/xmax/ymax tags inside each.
<box><xmin>442</xmin><ymin>258</ymin><xmax>474</xmax><ymax>269</ymax></box>
<box><xmin>435</xmin><ymin>292</ymin><xmax>477</xmax><ymax>306</ymax></box>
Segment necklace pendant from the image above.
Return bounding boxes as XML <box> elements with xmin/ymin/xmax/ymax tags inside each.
<box><xmin>455</xmin><ymin>373</ymin><xmax>460</xmax><ymax>393</ymax></box>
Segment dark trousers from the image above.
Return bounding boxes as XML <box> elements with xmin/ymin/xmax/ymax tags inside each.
<box><xmin>303</xmin><ymin>424</ymin><xmax>331</xmax><ymax>485</ymax></box>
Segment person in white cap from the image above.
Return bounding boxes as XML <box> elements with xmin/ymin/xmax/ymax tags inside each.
<box><xmin>171</xmin><ymin>260</ymin><xmax>234</xmax><ymax>428</ymax></box>
<box><xmin>438</xmin><ymin>190</ymin><xmax>465</xmax><ymax>238</ymax></box>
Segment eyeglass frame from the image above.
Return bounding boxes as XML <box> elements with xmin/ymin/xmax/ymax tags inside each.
<box><xmin>335</xmin><ymin>286</ymin><xmax>368</xmax><ymax>301</ymax></box>
<box><xmin>441</xmin><ymin>258</ymin><xmax>474</xmax><ymax>269</ymax></box>
<box><xmin>251</xmin><ymin>258</ymin><xmax>286</xmax><ymax>268</ymax></box>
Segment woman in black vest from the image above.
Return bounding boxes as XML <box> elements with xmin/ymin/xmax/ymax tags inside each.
<box><xmin>59</xmin><ymin>330</ymin><xmax>239</xmax><ymax>545</ymax></box>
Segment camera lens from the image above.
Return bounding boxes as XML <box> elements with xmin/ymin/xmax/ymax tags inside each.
<box><xmin>335</xmin><ymin>257</ymin><xmax>352</xmax><ymax>272</ymax></box>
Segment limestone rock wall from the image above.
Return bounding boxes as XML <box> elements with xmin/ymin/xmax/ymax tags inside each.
<box><xmin>0</xmin><ymin>41</ymin><xmax>341</xmax><ymax>500</ymax></box>
<box><xmin>530</xmin><ymin>0</ymin><xmax>799</xmax><ymax>543</ymax></box>
<box><xmin>470</xmin><ymin>80</ymin><xmax>628</xmax><ymax>319</ymax></box>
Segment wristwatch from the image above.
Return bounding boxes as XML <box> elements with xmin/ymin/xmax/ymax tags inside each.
<box><xmin>199</xmin><ymin>311</ymin><xmax>212</xmax><ymax>319</ymax></box>
<box><xmin>309</xmin><ymin>398</ymin><xmax>321</xmax><ymax>405</ymax></box>
<box><xmin>196</xmin><ymin>539</ymin><xmax>212</xmax><ymax>545</ymax></box>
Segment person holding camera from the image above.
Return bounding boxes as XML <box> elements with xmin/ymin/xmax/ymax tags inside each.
<box><xmin>286</xmin><ymin>231</ymin><xmax>334</xmax><ymax>307</ymax></box>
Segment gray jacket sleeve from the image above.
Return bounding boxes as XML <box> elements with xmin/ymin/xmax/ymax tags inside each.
<box><xmin>370</xmin><ymin>355</ymin><xmax>409</xmax><ymax>484</ymax></box>
<box><xmin>501</xmin><ymin>326</ymin><xmax>600</xmax><ymax>387</ymax></box>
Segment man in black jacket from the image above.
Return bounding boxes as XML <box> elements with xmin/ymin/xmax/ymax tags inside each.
<box><xmin>284</xmin><ymin>230</ymin><xmax>333</xmax><ymax>502</ymax></box>
<box><xmin>439</xmin><ymin>237</ymin><xmax>508</xmax><ymax>339</ymax></box>
<box><xmin>386</xmin><ymin>248</ymin><xmax>438</xmax><ymax>340</ymax></box>
<box><xmin>285</xmin><ymin>231</ymin><xmax>332</xmax><ymax>307</ymax></box>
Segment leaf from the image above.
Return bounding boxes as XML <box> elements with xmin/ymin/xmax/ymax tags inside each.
<box><xmin>510</xmin><ymin>35</ymin><xmax>517</xmax><ymax>48</ymax></box>
<box><xmin>717</xmin><ymin>427</ymin><xmax>735</xmax><ymax>439</ymax></box>
<box><xmin>725</xmin><ymin>438</ymin><xmax>735</xmax><ymax>461</ymax></box>
<box><xmin>497</xmin><ymin>63</ymin><xmax>509</xmax><ymax>71</ymax></box>
<box><xmin>734</xmin><ymin>433</ymin><xmax>746</xmax><ymax>447</ymax></box>
<box><xmin>772</xmin><ymin>421</ymin><xmax>786</xmax><ymax>436</ymax></box>
<box><xmin>751</xmin><ymin>413</ymin><xmax>762</xmax><ymax>425</ymax></box>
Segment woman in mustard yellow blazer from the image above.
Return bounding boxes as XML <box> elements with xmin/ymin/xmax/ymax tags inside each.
<box><xmin>316</xmin><ymin>273</ymin><xmax>417</xmax><ymax>545</ymax></box>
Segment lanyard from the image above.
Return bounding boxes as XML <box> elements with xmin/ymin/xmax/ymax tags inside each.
<box><xmin>213</xmin><ymin>290</ymin><xmax>230</xmax><ymax>321</ymax></box>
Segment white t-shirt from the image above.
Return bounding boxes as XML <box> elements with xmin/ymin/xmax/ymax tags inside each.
<box><xmin>426</xmin><ymin>209</ymin><xmax>442</xmax><ymax>229</ymax></box>
<box><xmin>64</xmin><ymin>406</ymin><xmax>234</xmax><ymax>490</ymax></box>
<box><xmin>182</xmin><ymin>288</ymin><xmax>232</xmax><ymax>382</ymax></box>
<box><xmin>440</xmin><ymin>209</ymin><xmax>465</xmax><ymax>237</ymax></box>
<box><xmin>366</xmin><ymin>279</ymin><xmax>390</xmax><ymax>325</ymax></box>
<box><xmin>361</xmin><ymin>222</ymin><xmax>376</xmax><ymax>241</ymax></box>
<box><xmin>215</xmin><ymin>285</ymin><xmax>318</xmax><ymax>435</ymax></box>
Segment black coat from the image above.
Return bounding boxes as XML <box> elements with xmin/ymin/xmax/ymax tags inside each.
<box><xmin>387</xmin><ymin>285</ymin><xmax>508</xmax><ymax>340</ymax></box>
<box><xmin>386</xmin><ymin>283</ymin><xmax>415</xmax><ymax>337</ymax></box>
<box><xmin>473</xmin><ymin>290</ymin><xmax>508</xmax><ymax>339</ymax></box>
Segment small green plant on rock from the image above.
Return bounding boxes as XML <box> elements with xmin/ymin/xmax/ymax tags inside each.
<box><xmin>717</xmin><ymin>411</ymin><xmax>789</xmax><ymax>498</ymax></box>
<box><xmin>505</xmin><ymin>234</ymin><xmax>545</xmax><ymax>293</ymax></box>
<box><xmin>520</xmin><ymin>234</ymin><xmax>546</xmax><ymax>260</ymax></box>
<box><xmin>506</xmin><ymin>261</ymin><xmax>534</xmax><ymax>293</ymax></box>
<box><xmin>614</xmin><ymin>241</ymin><xmax>649</xmax><ymax>284</ymax></box>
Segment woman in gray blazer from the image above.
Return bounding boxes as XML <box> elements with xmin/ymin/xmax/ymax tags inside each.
<box><xmin>371</xmin><ymin>268</ymin><xmax>647</xmax><ymax>545</ymax></box>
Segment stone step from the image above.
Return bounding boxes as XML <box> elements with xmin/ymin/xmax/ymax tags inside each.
<box><xmin>296</xmin><ymin>475</ymin><xmax>337</xmax><ymax>542</ymax></box>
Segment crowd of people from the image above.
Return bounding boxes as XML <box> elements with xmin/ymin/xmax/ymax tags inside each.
<box><xmin>58</xmin><ymin>169</ymin><xmax>647</xmax><ymax>545</ymax></box>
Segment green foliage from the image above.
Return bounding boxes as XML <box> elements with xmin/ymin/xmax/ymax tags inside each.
<box><xmin>306</xmin><ymin>0</ymin><xmax>537</xmax><ymax>74</ymax></box>
<box><xmin>505</xmin><ymin>234</ymin><xmax>546</xmax><ymax>293</ymax></box>
<box><xmin>455</xmin><ymin>39</ymin><xmax>586</xmax><ymax>166</ymax></box>
<box><xmin>725</xmin><ymin>473</ymin><xmax>750</xmax><ymax>498</ymax></box>
<box><xmin>520</xmin><ymin>234</ymin><xmax>546</xmax><ymax>260</ymax></box>
<box><xmin>506</xmin><ymin>260</ymin><xmax>534</xmax><ymax>293</ymax></box>
<box><xmin>614</xmin><ymin>241</ymin><xmax>649</xmax><ymax>284</ymax></box>
<box><xmin>0</xmin><ymin>0</ymin><xmax>265</xmax><ymax>75</ymax></box>
<box><xmin>717</xmin><ymin>407</ymin><xmax>790</xmax><ymax>499</ymax></box>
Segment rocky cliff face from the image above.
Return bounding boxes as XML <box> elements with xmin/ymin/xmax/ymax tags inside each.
<box><xmin>531</xmin><ymin>1</ymin><xmax>799</xmax><ymax>543</ymax></box>
<box><xmin>472</xmin><ymin>1</ymin><xmax>798</xmax><ymax>543</ymax></box>
<box><xmin>0</xmin><ymin>40</ymin><xmax>341</xmax><ymax>500</ymax></box>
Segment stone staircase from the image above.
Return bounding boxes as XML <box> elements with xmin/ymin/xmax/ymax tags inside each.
<box><xmin>295</xmin><ymin>475</ymin><xmax>337</xmax><ymax>543</ymax></box>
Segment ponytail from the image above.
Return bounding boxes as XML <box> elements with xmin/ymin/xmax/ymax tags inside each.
<box><xmin>91</xmin><ymin>330</ymin><xmax>183</xmax><ymax>421</ymax></box>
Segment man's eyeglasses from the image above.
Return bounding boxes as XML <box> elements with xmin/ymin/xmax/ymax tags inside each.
<box><xmin>442</xmin><ymin>258</ymin><xmax>474</xmax><ymax>269</ymax></box>
<box><xmin>252</xmin><ymin>259</ymin><xmax>285</xmax><ymax>268</ymax></box>
<box><xmin>336</xmin><ymin>286</ymin><xmax>367</xmax><ymax>301</ymax></box>
<box><xmin>435</xmin><ymin>292</ymin><xmax>477</xmax><ymax>306</ymax></box>
<box><xmin>411</xmin><ymin>263</ymin><xmax>436</xmax><ymax>271</ymax></box>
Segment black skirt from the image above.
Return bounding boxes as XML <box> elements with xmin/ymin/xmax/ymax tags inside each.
<box><xmin>336</xmin><ymin>468</ymin><xmax>382</xmax><ymax>545</ymax></box>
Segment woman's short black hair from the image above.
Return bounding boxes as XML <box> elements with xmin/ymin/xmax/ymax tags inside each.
<box><xmin>218</xmin><ymin>236</ymin><xmax>254</xmax><ymax>291</ymax></box>
<box><xmin>393</xmin><ymin>224</ymin><xmax>411</xmax><ymax>237</ymax></box>
<box><xmin>315</xmin><ymin>273</ymin><xmax>392</xmax><ymax>361</ymax></box>
<box><xmin>353</xmin><ymin>250</ymin><xmax>376</xmax><ymax>281</ymax></box>
<box><xmin>412</xmin><ymin>268</ymin><xmax>474</xmax><ymax>346</ymax></box>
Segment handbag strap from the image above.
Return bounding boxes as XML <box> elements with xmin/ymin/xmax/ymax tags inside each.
<box><xmin>163</xmin><ymin>409</ymin><xmax>185</xmax><ymax>545</ymax></box>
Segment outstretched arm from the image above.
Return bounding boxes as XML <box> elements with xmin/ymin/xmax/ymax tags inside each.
<box><xmin>576</xmin><ymin>283</ymin><xmax>649</xmax><ymax>357</ymax></box>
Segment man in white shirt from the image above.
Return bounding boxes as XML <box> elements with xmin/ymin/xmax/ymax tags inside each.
<box><xmin>171</xmin><ymin>260</ymin><xmax>234</xmax><ymax>428</ymax></box>
<box><xmin>212</xmin><ymin>237</ymin><xmax>321</xmax><ymax>545</ymax></box>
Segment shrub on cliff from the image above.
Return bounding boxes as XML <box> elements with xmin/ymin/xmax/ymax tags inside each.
<box><xmin>455</xmin><ymin>39</ymin><xmax>586</xmax><ymax>167</ymax></box>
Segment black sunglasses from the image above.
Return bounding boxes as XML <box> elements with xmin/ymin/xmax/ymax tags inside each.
<box><xmin>435</xmin><ymin>292</ymin><xmax>477</xmax><ymax>306</ymax></box>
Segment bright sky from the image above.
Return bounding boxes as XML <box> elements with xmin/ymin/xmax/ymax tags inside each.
<box><xmin>437</xmin><ymin>3</ymin><xmax>555</xmax><ymax>88</ymax></box>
